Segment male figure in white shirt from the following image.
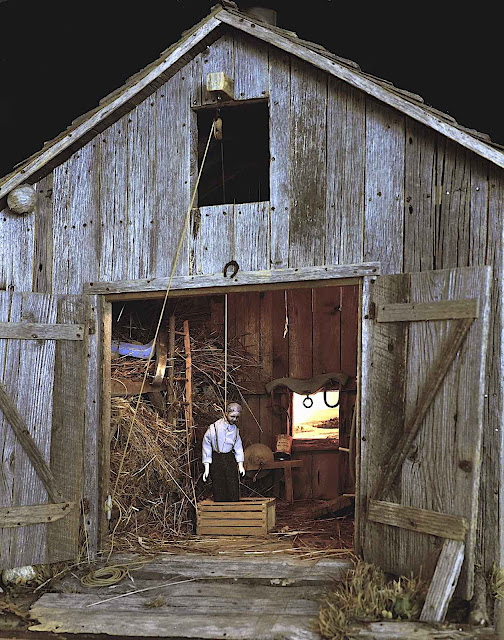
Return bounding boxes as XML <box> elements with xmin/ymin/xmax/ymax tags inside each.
<box><xmin>202</xmin><ymin>402</ymin><xmax>246</xmax><ymax>501</ymax></box>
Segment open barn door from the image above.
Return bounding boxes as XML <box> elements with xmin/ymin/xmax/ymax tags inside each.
<box><xmin>0</xmin><ymin>292</ymin><xmax>91</xmax><ymax>570</ymax></box>
<box><xmin>359</xmin><ymin>266</ymin><xmax>491</xmax><ymax>602</ymax></box>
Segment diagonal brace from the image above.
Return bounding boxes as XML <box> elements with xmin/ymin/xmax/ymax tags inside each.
<box><xmin>373</xmin><ymin>317</ymin><xmax>474</xmax><ymax>499</ymax></box>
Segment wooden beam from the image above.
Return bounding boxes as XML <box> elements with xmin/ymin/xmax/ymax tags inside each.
<box><xmin>376</xmin><ymin>299</ymin><xmax>479</xmax><ymax>323</ymax></box>
<box><xmin>84</xmin><ymin>264</ymin><xmax>380</xmax><ymax>296</ymax></box>
<box><xmin>218</xmin><ymin>10</ymin><xmax>504</xmax><ymax>169</ymax></box>
<box><xmin>420</xmin><ymin>539</ymin><xmax>465</xmax><ymax>622</ymax></box>
<box><xmin>244</xmin><ymin>460</ymin><xmax>303</xmax><ymax>471</ymax></box>
<box><xmin>0</xmin><ymin>383</ymin><xmax>65</xmax><ymax>503</ymax></box>
<box><xmin>0</xmin><ymin>502</ymin><xmax>75</xmax><ymax>528</ymax></box>
<box><xmin>374</xmin><ymin>318</ymin><xmax>474</xmax><ymax>499</ymax></box>
<box><xmin>368</xmin><ymin>500</ymin><xmax>468</xmax><ymax>541</ymax></box>
<box><xmin>0</xmin><ymin>322</ymin><xmax>85</xmax><ymax>340</ymax></box>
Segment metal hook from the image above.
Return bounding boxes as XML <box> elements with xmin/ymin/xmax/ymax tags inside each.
<box><xmin>323</xmin><ymin>384</ymin><xmax>340</xmax><ymax>408</ymax></box>
<box><xmin>303</xmin><ymin>395</ymin><xmax>313</xmax><ymax>409</ymax></box>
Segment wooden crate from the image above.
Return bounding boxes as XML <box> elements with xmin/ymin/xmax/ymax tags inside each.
<box><xmin>197</xmin><ymin>498</ymin><xmax>276</xmax><ymax>536</ymax></box>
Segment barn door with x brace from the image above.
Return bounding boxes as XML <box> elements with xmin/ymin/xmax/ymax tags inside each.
<box><xmin>358</xmin><ymin>265</ymin><xmax>491</xmax><ymax>602</ymax></box>
<box><xmin>0</xmin><ymin>292</ymin><xmax>90</xmax><ymax>570</ymax></box>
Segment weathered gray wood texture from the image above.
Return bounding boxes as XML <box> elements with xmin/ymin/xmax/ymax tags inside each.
<box><xmin>0</xmin><ymin>292</ymin><xmax>89</xmax><ymax>570</ymax></box>
<box><xmin>360</xmin><ymin>266</ymin><xmax>491</xmax><ymax>599</ymax></box>
<box><xmin>0</xmin><ymin>30</ymin><xmax>503</xmax><ymax>576</ymax></box>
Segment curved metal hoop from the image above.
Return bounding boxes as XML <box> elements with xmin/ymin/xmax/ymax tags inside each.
<box><xmin>302</xmin><ymin>395</ymin><xmax>314</xmax><ymax>409</ymax></box>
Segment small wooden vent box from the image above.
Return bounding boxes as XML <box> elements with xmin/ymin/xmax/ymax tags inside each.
<box><xmin>197</xmin><ymin>498</ymin><xmax>276</xmax><ymax>537</ymax></box>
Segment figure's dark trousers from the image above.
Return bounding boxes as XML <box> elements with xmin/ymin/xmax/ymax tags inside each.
<box><xmin>210</xmin><ymin>451</ymin><xmax>240</xmax><ymax>501</ymax></box>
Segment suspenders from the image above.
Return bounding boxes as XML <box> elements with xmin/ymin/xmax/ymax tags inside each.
<box><xmin>212</xmin><ymin>422</ymin><xmax>238</xmax><ymax>454</ymax></box>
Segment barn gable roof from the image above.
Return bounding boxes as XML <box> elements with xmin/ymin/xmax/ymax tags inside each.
<box><xmin>1</xmin><ymin>3</ymin><xmax>503</xmax><ymax>202</ymax></box>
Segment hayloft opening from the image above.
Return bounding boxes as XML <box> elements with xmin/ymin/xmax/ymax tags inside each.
<box><xmin>106</xmin><ymin>283</ymin><xmax>357</xmax><ymax>554</ymax></box>
<box><xmin>196</xmin><ymin>102</ymin><xmax>270</xmax><ymax>206</ymax></box>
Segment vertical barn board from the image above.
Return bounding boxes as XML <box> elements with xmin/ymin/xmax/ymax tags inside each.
<box><xmin>192</xmin><ymin>205</ymin><xmax>234</xmax><ymax>275</ymax></box>
<box><xmin>233</xmin><ymin>32</ymin><xmax>269</xmax><ymax>100</ymax></box>
<box><xmin>479</xmin><ymin>166</ymin><xmax>504</xmax><ymax>575</ymax></box>
<box><xmin>258</xmin><ymin>291</ymin><xmax>274</xmax><ymax>449</ymax></box>
<box><xmin>155</xmin><ymin>72</ymin><xmax>192</xmax><ymax>278</ymax></box>
<box><xmin>400</xmin><ymin>267</ymin><xmax>491</xmax><ymax>597</ymax></box>
<box><xmin>47</xmin><ymin>296</ymin><xmax>89</xmax><ymax>560</ymax></box>
<box><xmin>0</xmin><ymin>293</ymin><xmax>19</xmax><ymax>568</ymax></box>
<box><xmin>340</xmin><ymin>285</ymin><xmax>359</xmax><ymax>377</ymax></box>
<box><xmin>403</xmin><ymin>119</ymin><xmax>437</xmax><ymax>273</ymax></box>
<box><xmin>469</xmin><ymin>157</ymin><xmax>489</xmax><ymax>267</ymax></box>
<box><xmin>312</xmin><ymin>287</ymin><xmax>341</xmax><ymax>375</ymax></box>
<box><xmin>33</xmin><ymin>174</ymin><xmax>54</xmax><ymax>293</ymax></box>
<box><xmin>0</xmin><ymin>202</ymin><xmax>35</xmax><ymax>293</ymax></box>
<box><xmin>98</xmin><ymin>120</ymin><xmax>129</xmax><ymax>282</ymax></box>
<box><xmin>51</xmin><ymin>160</ymin><xmax>71</xmax><ymax>294</ymax></box>
<box><xmin>234</xmin><ymin>202</ymin><xmax>270</xmax><ymax>271</ymax></box>
<box><xmin>288</xmin><ymin>289</ymin><xmax>312</xmax><ymax>379</ymax></box>
<box><xmin>233</xmin><ymin>292</ymin><xmax>261</xmax><ymax>446</ymax></box>
<box><xmin>202</xmin><ymin>34</ymin><xmax>234</xmax><ymax>105</ymax></box>
<box><xmin>64</xmin><ymin>142</ymin><xmax>101</xmax><ymax>294</ymax></box>
<box><xmin>126</xmin><ymin>100</ymin><xmax>157</xmax><ymax>280</ymax></box>
<box><xmin>270</xmin><ymin>290</ymin><xmax>289</xmax><ymax>444</ymax></box>
<box><xmin>8</xmin><ymin>294</ymin><xmax>57</xmax><ymax>567</ymax></box>
<box><xmin>325</xmin><ymin>79</ymin><xmax>365</xmax><ymax>265</ymax></box>
<box><xmin>82</xmin><ymin>295</ymin><xmax>101</xmax><ymax>558</ymax></box>
<box><xmin>98</xmin><ymin>300</ymin><xmax>112</xmax><ymax>545</ymax></box>
<box><xmin>364</xmin><ymin>99</ymin><xmax>405</xmax><ymax>275</ymax></box>
<box><xmin>435</xmin><ymin>140</ymin><xmax>471</xmax><ymax>269</ymax></box>
<box><xmin>359</xmin><ymin>274</ymin><xmax>409</xmax><ymax>570</ymax></box>
<box><xmin>289</xmin><ymin>60</ymin><xmax>327</xmax><ymax>268</ymax></box>
<box><xmin>268</xmin><ymin>47</ymin><xmax>290</xmax><ymax>269</ymax></box>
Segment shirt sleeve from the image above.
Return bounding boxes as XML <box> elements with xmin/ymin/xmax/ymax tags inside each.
<box><xmin>202</xmin><ymin>426</ymin><xmax>213</xmax><ymax>464</ymax></box>
<box><xmin>233</xmin><ymin>430</ymin><xmax>244</xmax><ymax>463</ymax></box>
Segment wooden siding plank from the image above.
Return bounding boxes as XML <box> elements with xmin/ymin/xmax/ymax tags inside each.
<box><xmin>400</xmin><ymin>267</ymin><xmax>491</xmax><ymax>598</ymax></box>
<box><xmin>0</xmin><ymin>502</ymin><xmax>75</xmax><ymax>528</ymax></box>
<box><xmin>403</xmin><ymin>119</ymin><xmax>437</xmax><ymax>273</ymax></box>
<box><xmin>86</xmin><ymin>263</ymin><xmax>379</xmax><ymax>295</ymax></box>
<box><xmin>369</xmin><ymin>500</ymin><xmax>468</xmax><ymax>541</ymax></box>
<box><xmin>288</xmin><ymin>289</ymin><xmax>312</xmax><ymax>380</ymax></box>
<box><xmin>469</xmin><ymin>157</ymin><xmax>489</xmax><ymax>267</ymax></box>
<box><xmin>325</xmin><ymin>79</ymin><xmax>365</xmax><ymax>265</ymax></box>
<box><xmin>8</xmin><ymin>294</ymin><xmax>58</xmax><ymax>567</ymax></box>
<box><xmin>233</xmin><ymin>33</ymin><xmax>269</xmax><ymax>100</ymax></box>
<box><xmin>360</xmin><ymin>274</ymin><xmax>409</xmax><ymax>571</ymax></box>
<box><xmin>435</xmin><ymin>141</ymin><xmax>471</xmax><ymax>269</ymax></box>
<box><xmin>0</xmin><ymin>201</ymin><xmax>35</xmax><ymax>293</ymax></box>
<box><xmin>364</xmin><ymin>99</ymin><xmax>405</xmax><ymax>275</ymax></box>
<box><xmin>376</xmin><ymin>299</ymin><xmax>479</xmax><ymax>323</ymax></box>
<box><xmin>98</xmin><ymin>120</ymin><xmax>129</xmax><ymax>283</ymax></box>
<box><xmin>420</xmin><ymin>539</ymin><xmax>465</xmax><ymax>623</ymax></box>
<box><xmin>234</xmin><ymin>202</ymin><xmax>269</xmax><ymax>271</ymax></box>
<box><xmin>202</xmin><ymin>34</ymin><xmax>234</xmax><ymax>106</ymax></box>
<box><xmin>192</xmin><ymin>205</ymin><xmax>234</xmax><ymax>275</ymax></box>
<box><xmin>0</xmin><ymin>323</ymin><xmax>85</xmax><ymax>340</ymax></box>
<box><xmin>258</xmin><ymin>291</ymin><xmax>274</xmax><ymax>450</ymax></box>
<box><xmin>268</xmin><ymin>47</ymin><xmax>290</xmax><ymax>270</ymax></box>
<box><xmin>340</xmin><ymin>285</ymin><xmax>359</xmax><ymax>378</ymax></box>
<box><xmin>312</xmin><ymin>287</ymin><xmax>341</xmax><ymax>375</ymax></box>
<box><xmin>51</xmin><ymin>161</ymin><xmax>70</xmax><ymax>294</ymax></box>
<box><xmin>289</xmin><ymin>59</ymin><xmax>327</xmax><ymax>268</ymax></box>
<box><xmin>126</xmin><ymin>100</ymin><xmax>157</xmax><ymax>280</ymax></box>
<box><xmin>0</xmin><ymin>293</ymin><xmax>19</xmax><ymax>569</ymax></box>
<box><xmin>48</xmin><ymin>296</ymin><xmax>89</xmax><ymax>562</ymax></box>
<box><xmin>33</xmin><ymin>174</ymin><xmax>54</xmax><ymax>293</ymax></box>
<box><xmin>479</xmin><ymin>166</ymin><xmax>504</xmax><ymax>575</ymax></box>
<box><xmin>155</xmin><ymin>71</ymin><xmax>192</xmax><ymax>278</ymax></box>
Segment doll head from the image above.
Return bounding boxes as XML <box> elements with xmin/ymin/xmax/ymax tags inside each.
<box><xmin>226</xmin><ymin>402</ymin><xmax>242</xmax><ymax>424</ymax></box>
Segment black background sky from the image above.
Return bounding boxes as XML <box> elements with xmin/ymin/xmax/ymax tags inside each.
<box><xmin>0</xmin><ymin>0</ymin><xmax>501</xmax><ymax>178</ymax></box>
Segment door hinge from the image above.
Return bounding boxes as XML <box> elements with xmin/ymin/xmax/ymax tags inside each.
<box><xmin>365</xmin><ymin>302</ymin><xmax>376</xmax><ymax>321</ymax></box>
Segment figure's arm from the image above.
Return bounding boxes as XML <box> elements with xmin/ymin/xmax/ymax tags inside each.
<box><xmin>234</xmin><ymin>432</ymin><xmax>246</xmax><ymax>477</ymax></box>
<box><xmin>202</xmin><ymin>428</ymin><xmax>213</xmax><ymax>481</ymax></box>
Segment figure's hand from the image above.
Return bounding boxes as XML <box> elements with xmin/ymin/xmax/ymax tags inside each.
<box><xmin>238</xmin><ymin>461</ymin><xmax>245</xmax><ymax>477</ymax></box>
<box><xmin>203</xmin><ymin>463</ymin><xmax>210</xmax><ymax>482</ymax></box>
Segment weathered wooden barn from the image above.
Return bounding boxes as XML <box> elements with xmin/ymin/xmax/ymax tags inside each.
<box><xmin>1</xmin><ymin>0</ymin><xmax>503</xmax><ymax>614</ymax></box>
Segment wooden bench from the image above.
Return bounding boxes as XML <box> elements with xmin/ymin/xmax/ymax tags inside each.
<box><xmin>244</xmin><ymin>459</ymin><xmax>303</xmax><ymax>503</ymax></box>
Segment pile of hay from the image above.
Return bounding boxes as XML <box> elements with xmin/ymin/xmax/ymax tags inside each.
<box><xmin>110</xmin><ymin>397</ymin><xmax>194</xmax><ymax>546</ymax></box>
<box><xmin>318</xmin><ymin>561</ymin><xmax>426</xmax><ymax>639</ymax></box>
